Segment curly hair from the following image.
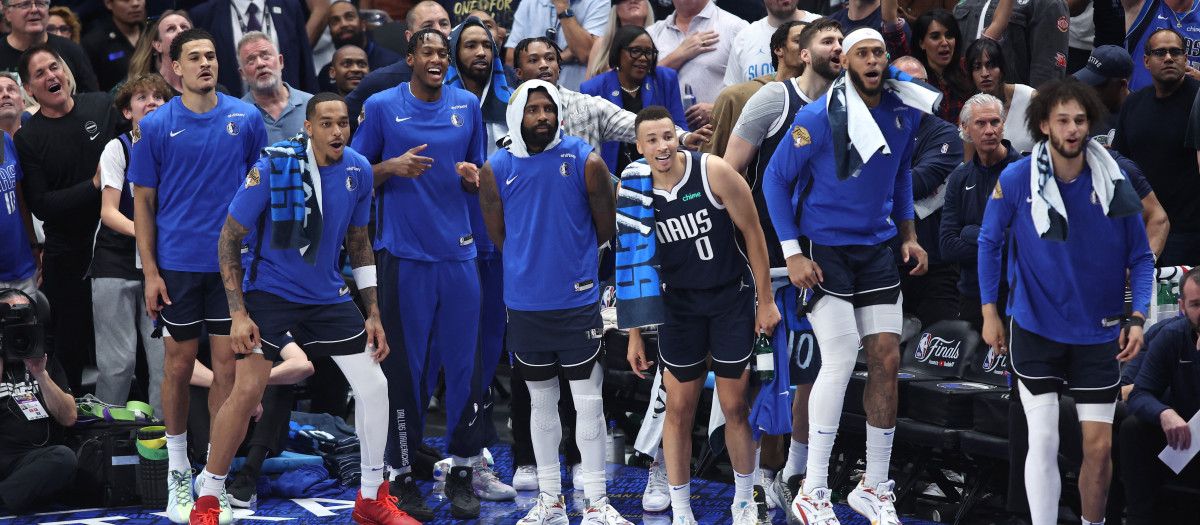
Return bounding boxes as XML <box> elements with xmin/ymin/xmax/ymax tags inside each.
<box><xmin>1023</xmin><ymin>78</ymin><xmax>1106</xmax><ymax>143</ymax></box>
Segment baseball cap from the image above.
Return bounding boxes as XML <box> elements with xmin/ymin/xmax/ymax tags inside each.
<box><xmin>1073</xmin><ymin>45</ymin><xmax>1134</xmax><ymax>86</ymax></box>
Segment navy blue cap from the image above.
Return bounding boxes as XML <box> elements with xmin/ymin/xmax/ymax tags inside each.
<box><xmin>1073</xmin><ymin>45</ymin><xmax>1134</xmax><ymax>86</ymax></box>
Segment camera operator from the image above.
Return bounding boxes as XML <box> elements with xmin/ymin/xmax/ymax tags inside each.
<box><xmin>0</xmin><ymin>288</ymin><xmax>77</xmax><ymax>514</ymax></box>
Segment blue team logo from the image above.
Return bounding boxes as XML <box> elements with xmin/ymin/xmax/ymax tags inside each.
<box><xmin>914</xmin><ymin>333</ymin><xmax>932</xmax><ymax>362</ymax></box>
<box><xmin>560</xmin><ymin>162</ymin><xmax>571</xmax><ymax>177</ymax></box>
<box><xmin>451</xmin><ymin>113</ymin><xmax>464</xmax><ymax>127</ymax></box>
<box><xmin>895</xmin><ymin>116</ymin><xmax>904</xmax><ymax>130</ymax></box>
<box><xmin>346</xmin><ymin>175</ymin><xmax>358</xmax><ymax>191</ymax></box>
<box><xmin>227</xmin><ymin>121</ymin><xmax>240</xmax><ymax>136</ymax></box>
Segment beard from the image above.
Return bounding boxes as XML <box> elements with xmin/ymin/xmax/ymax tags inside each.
<box><xmin>249</xmin><ymin>73</ymin><xmax>280</xmax><ymax>95</ymax></box>
<box><xmin>1049</xmin><ymin>133</ymin><xmax>1084</xmax><ymax>159</ymax></box>
<box><xmin>811</xmin><ymin>55</ymin><xmax>840</xmax><ymax>81</ymax></box>
<box><xmin>766</xmin><ymin>3</ymin><xmax>795</xmax><ymax>20</ymax></box>
<box><xmin>849</xmin><ymin>67</ymin><xmax>883</xmax><ymax>98</ymax></box>
<box><xmin>462</xmin><ymin>61</ymin><xmax>491</xmax><ymax>84</ymax></box>
<box><xmin>521</xmin><ymin>123</ymin><xmax>556</xmax><ymax>152</ymax></box>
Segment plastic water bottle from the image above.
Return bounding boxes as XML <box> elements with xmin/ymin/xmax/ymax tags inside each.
<box><xmin>432</xmin><ymin>458</ymin><xmax>452</xmax><ymax>481</ymax></box>
<box><xmin>606</xmin><ymin>420</ymin><xmax>626</xmax><ymax>465</ymax></box>
<box><xmin>754</xmin><ymin>333</ymin><xmax>775</xmax><ymax>383</ymax></box>
<box><xmin>682</xmin><ymin>84</ymin><xmax>696</xmax><ymax>112</ymax></box>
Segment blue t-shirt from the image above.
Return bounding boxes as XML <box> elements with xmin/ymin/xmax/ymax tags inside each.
<box><xmin>1127</xmin><ymin>0</ymin><xmax>1200</xmax><ymax>92</ymax></box>
<box><xmin>350</xmin><ymin>84</ymin><xmax>486</xmax><ymax>261</ymax></box>
<box><xmin>762</xmin><ymin>92</ymin><xmax>920</xmax><ymax>247</ymax></box>
<box><xmin>489</xmin><ymin>136</ymin><xmax>599</xmax><ymax>311</ymax></box>
<box><xmin>977</xmin><ymin>158</ymin><xmax>1155</xmax><ymax>344</ymax></box>
<box><xmin>0</xmin><ymin>133</ymin><xmax>34</xmax><ymax>281</ymax></box>
<box><xmin>127</xmin><ymin>94</ymin><xmax>268</xmax><ymax>272</ymax></box>
<box><xmin>228</xmin><ymin>147</ymin><xmax>374</xmax><ymax>305</ymax></box>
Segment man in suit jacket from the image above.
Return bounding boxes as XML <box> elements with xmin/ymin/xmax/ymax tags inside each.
<box><xmin>189</xmin><ymin>0</ymin><xmax>318</xmax><ymax>98</ymax></box>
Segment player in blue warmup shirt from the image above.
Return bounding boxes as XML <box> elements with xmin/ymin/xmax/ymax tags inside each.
<box><xmin>349</xmin><ymin>27</ymin><xmax>488</xmax><ymax>521</ymax></box>
<box><xmin>191</xmin><ymin>94</ymin><xmax>413</xmax><ymax>525</ymax></box>
<box><xmin>624</xmin><ymin>105</ymin><xmax>781</xmax><ymax>525</ymax></box>
<box><xmin>474</xmin><ymin>80</ymin><xmax>623</xmax><ymax>525</ymax></box>
<box><xmin>126</xmin><ymin>28</ymin><xmax>268</xmax><ymax>525</ymax></box>
<box><xmin>762</xmin><ymin>29</ymin><xmax>929</xmax><ymax>525</ymax></box>
<box><xmin>977</xmin><ymin>80</ymin><xmax>1154</xmax><ymax>525</ymax></box>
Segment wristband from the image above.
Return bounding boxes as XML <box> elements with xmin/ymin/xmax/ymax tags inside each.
<box><xmin>1127</xmin><ymin>315</ymin><xmax>1145</xmax><ymax>328</ymax></box>
<box><xmin>352</xmin><ymin>265</ymin><xmax>377</xmax><ymax>289</ymax></box>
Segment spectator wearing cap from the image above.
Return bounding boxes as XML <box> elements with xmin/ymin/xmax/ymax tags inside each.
<box><xmin>1115</xmin><ymin>28</ymin><xmax>1200</xmax><ymax>266</ymax></box>
<box><xmin>505</xmin><ymin>0</ymin><xmax>609</xmax><ymax>91</ymax></box>
<box><xmin>1074</xmin><ymin>44</ymin><xmax>1134</xmax><ymax>144</ymax></box>
<box><xmin>317</xmin><ymin>0</ymin><xmax>399</xmax><ymax>94</ymax></box>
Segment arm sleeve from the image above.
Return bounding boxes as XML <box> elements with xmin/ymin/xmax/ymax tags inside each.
<box><xmin>732</xmin><ymin>83</ymin><xmax>788</xmax><ymax>147</ymax></box>
<box><xmin>977</xmin><ymin>168</ymin><xmax>1019</xmax><ymax>304</ymax></box>
<box><xmin>1127</xmin><ymin>334</ymin><xmax>1175</xmax><ymax>423</ymax></box>
<box><xmin>350</xmin><ymin>98</ymin><xmax>384</xmax><ymax>163</ymax></box>
<box><xmin>227</xmin><ymin>158</ymin><xmax>271</xmax><ymax>227</ymax></box>
<box><xmin>99</xmin><ymin>139</ymin><xmax>126</xmax><ymax>191</ymax></box>
<box><xmin>1125</xmin><ymin>214</ymin><xmax>1155</xmax><ymax>317</ymax></box>
<box><xmin>762</xmin><ymin>112</ymin><xmax>816</xmax><ymax>256</ymax></box>
<box><xmin>1026</xmin><ymin>0</ymin><xmax>1069</xmax><ymax>88</ymax></box>
<box><xmin>15</xmin><ymin>132</ymin><xmax>100</xmax><ymax>222</ymax></box>
<box><xmin>938</xmin><ymin>168</ymin><xmax>978</xmax><ymax>262</ymax></box>
<box><xmin>910</xmin><ymin>116</ymin><xmax>963</xmax><ymax>198</ymax></box>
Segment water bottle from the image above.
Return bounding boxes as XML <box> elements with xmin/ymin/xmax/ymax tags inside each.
<box><xmin>432</xmin><ymin>458</ymin><xmax>452</xmax><ymax>481</ymax></box>
<box><xmin>682</xmin><ymin>84</ymin><xmax>696</xmax><ymax>112</ymax></box>
<box><xmin>606</xmin><ymin>420</ymin><xmax>626</xmax><ymax>465</ymax></box>
<box><xmin>754</xmin><ymin>333</ymin><xmax>775</xmax><ymax>383</ymax></box>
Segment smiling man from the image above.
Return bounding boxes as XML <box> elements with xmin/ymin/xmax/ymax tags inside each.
<box><xmin>127</xmin><ymin>28</ymin><xmax>267</xmax><ymax>525</ymax></box>
<box><xmin>238</xmin><ymin>31</ymin><xmax>312</xmax><ymax>144</ymax></box>
<box><xmin>317</xmin><ymin>0</ymin><xmax>399</xmax><ymax>94</ymax></box>
<box><xmin>350</xmin><ymin>27</ymin><xmax>488</xmax><ymax>521</ymax></box>
<box><xmin>330</xmin><ymin>44</ymin><xmax>369</xmax><ymax>97</ymax></box>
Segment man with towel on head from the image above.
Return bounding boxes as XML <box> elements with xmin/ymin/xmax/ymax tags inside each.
<box><xmin>762</xmin><ymin>27</ymin><xmax>938</xmax><ymax>525</ymax></box>
<box><xmin>978</xmin><ymin>79</ymin><xmax>1153</xmax><ymax>525</ymax></box>
<box><xmin>471</xmin><ymin>79</ymin><xmax>624</xmax><ymax>525</ymax></box>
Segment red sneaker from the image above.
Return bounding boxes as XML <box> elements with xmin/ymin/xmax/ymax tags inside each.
<box><xmin>189</xmin><ymin>496</ymin><xmax>223</xmax><ymax>525</ymax></box>
<box><xmin>353</xmin><ymin>480</ymin><xmax>422</xmax><ymax>525</ymax></box>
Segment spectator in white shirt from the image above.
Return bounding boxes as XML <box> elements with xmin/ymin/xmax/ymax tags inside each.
<box><xmin>647</xmin><ymin>0</ymin><xmax>748</xmax><ymax>130</ymax></box>
<box><xmin>725</xmin><ymin>0</ymin><xmax>820</xmax><ymax>87</ymax></box>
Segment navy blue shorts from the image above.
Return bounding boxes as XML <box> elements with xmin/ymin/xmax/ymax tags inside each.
<box><xmin>159</xmin><ymin>269</ymin><xmax>231</xmax><ymax>340</ymax></box>
<box><xmin>808</xmin><ymin>242</ymin><xmax>900</xmax><ymax>308</ymax></box>
<box><xmin>1008</xmin><ymin>317</ymin><xmax>1121</xmax><ymax>404</ymax></box>
<box><xmin>658</xmin><ymin>273</ymin><xmax>755</xmax><ymax>383</ymax></box>
<box><xmin>243</xmin><ymin>290</ymin><xmax>367</xmax><ymax>362</ymax></box>
<box><xmin>508</xmin><ymin>303</ymin><xmax>603</xmax><ymax>382</ymax></box>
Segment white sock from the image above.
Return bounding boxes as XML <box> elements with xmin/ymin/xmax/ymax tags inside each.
<box><xmin>864</xmin><ymin>425</ymin><xmax>896</xmax><ymax>487</ymax></box>
<box><xmin>537</xmin><ymin>464</ymin><xmax>561</xmax><ymax>497</ymax></box>
<box><xmin>451</xmin><ymin>455</ymin><xmax>472</xmax><ymax>467</ymax></box>
<box><xmin>166</xmin><ymin>432</ymin><xmax>189</xmax><ymax>473</ymax></box>
<box><xmin>670</xmin><ymin>483</ymin><xmax>693</xmax><ymax>521</ymax></box>
<box><xmin>733</xmin><ymin>469</ymin><xmax>754</xmax><ymax>505</ymax></box>
<box><xmin>360</xmin><ymin>464</ymin><xmax>385</xmax><ymax>500</ymax></box>
<box><xmin>783</xmin><ymin>439</ymin><xmax>808</xmax><ymax>480</ymax></box>
<box><xmin>803</xmin><ymin>422</ymin><xmax>838</xmax><ymax>492</ymax></box>
<box><xmin>196</xmin><ymin>469</ymin><xmax>226</xmax><ymax>498</ymax></box>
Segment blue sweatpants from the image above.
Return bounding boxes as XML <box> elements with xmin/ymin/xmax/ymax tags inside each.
<box><xmin>473</xmin><ymin>250</ymin><xmax>505</xmax><ymax>448</ymax></box>
<box><xmin>379</xmin><ymin>252</ymin><xmax>483</xmax><ymax>466</ymax></box>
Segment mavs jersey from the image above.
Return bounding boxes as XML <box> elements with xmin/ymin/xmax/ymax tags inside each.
<box><xmin>490</xmin><ymin>136</ymin><xmax>598</xmax><ymax>311</ymax></box>
<box><xmin>652</xmin><ymin>151</ymin><xmax>746</xmax><ymax>289</ymax></box>
<box><xmin>351</xmin><ymin>83</ymin><xmax>487</xmax><ymax>262</ymax></box>
<box><xmin>0</xmin><ymin>132</ymin><xmax>34</xmax><ymax>281</ymax></box>
<box><xmin>227</xmin><ymin>147</ymin><xmax>375</xmax><ymax>305</ymax></box>
<box><xmin>1127</xmin><ymin>0</ymin><xmax>1200</xmax><ymax>91</ymax></box>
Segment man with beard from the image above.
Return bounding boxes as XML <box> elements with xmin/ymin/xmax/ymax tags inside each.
<box><xmin>351</xmin><ymin>28</ymin><xmax>488</xmax><ymax>521</ymax></box>
<box><xmin>238</xmin><ymin>32</ymin><xmax>312</xmax><ymax>144</ymax></box>
<box><xmin>473</xmin><ymin>79</ymin><xmax>626</xmax><ymax>525</ymax></box>
<box><xmin>330</xmin><ymin>45</ymin><xmax>368</xmax><ymax>97</ymax></box>
<box><xmin>1121</xmin><ymin>269</ymin><xmax>1200</xmax><ymax>524</ymax></box>
<box><xmin>318</xmin><ymin>0</ymin><xmax>399</xmax><ymax>94</ymax></box>
<box><xmin>762</xmin><ymin>28</ymin><xmax>929</xmax><ymax>525</ymax></box>
<box><xmin>724</xmin><ymin>0</ymin><xmax>819</xmax><ymax>86</ymax></box>
<box><xmin>978</xmin><ymin>79</ymin><xmax>1153</xmax><ymax>525</ymax></box>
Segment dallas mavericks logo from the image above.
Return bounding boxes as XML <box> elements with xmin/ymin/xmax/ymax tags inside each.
<box><xmin>227</xmin><ymin>121</ymin><xmax>240</xmax><ymax>135</ymax></box>
<box><xmin>450</xmin><ymin>113</ymin><xmax>464</xmax><ymax>127</ymax></box>
<box><xmin>560</xmin><ymin>162</ymin><xmax>571</xmax><ymax>177</ymax></box>
<box><xmin>346</xmin><ymin>175</ymin><xmax>358</xmax><ymax>191</ymax></box>
<box><xmin>914</xmin><ymin>333</ymin><xmax>932</xmax><ymax>361</ymax></box>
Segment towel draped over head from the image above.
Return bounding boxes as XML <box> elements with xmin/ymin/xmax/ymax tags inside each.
<box><xmin>505</xmin><ymin>79</ymin><xmax>564</xmax><ymax>158</ymax></box>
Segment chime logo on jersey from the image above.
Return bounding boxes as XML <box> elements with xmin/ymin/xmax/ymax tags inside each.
<box><xmin>655</xmin><ymin>208</ymin><xmax>712</xmax><ymax>243</ymax></box>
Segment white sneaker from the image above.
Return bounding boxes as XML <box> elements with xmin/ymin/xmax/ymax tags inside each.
<box><xmin>473</xmin><ymin>462</ymin><xmax>518</xmax><ymax>501</ymax></box>
<box><xmin>581</xmin><ymin>496</ymin><xmax>633</xmax><ymax>525</ymax></box>
<box><xmin>165</xmin><ymin>469</ymin><xmax>194</xmax><ymax>524</ymax></box>
<box><xmin>570</xmin><ymin>463</ymin><xmax>584</xmax><ymax>492</ymax></box>
<box><xmin>735</xmin><ymin>499</ymin><xmax>763</xmax><ymax>524</ymax></box>
<box><xmin>514</xmin><ymin>464</ymin><xmax>539</xmax><ymax>491</ymax></box>
<box><xmin>791</xmin><ymin>485</ymin><xmax>840</xmax><ymax>525</ymax></box>
<box><xmin>642</xmin><ymin>461</ymin><xmax>670</xmax><ymax>512</ymax></box>
<box><xmin>848</xmin><ymin>479</ymin><xmax>901</xmax><ymax>525</ymax></box>
<box><xmin>762</xmin><ymin>469</ymin><xmax>782</xmax><ymax>510</ymax></box>
<box><xmin>517</xmin><ymin>492</ymin><xmax>569</xmax><ymax>525</ymax></box>
<box><xmin>671</xmin><ymin>515</ymin><xmax>697</xmax><ymax>525</ymax></box>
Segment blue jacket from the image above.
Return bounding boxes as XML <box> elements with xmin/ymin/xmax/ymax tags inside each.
<box><xmin>580</xmin><ymin>67</ymin><xmax>687</xmax><ymax>173</ymax></box>
<box><xmin>891</xmin><ymin>113</ymin><xmax>962</xmax><ymax>265</ymax></box>
<box><xmin>940</xmin><ymin>144</ymin><xmax>1023</xmax><ymax>296</ymax></box>
<box><xmin>1128</xmin><ymin>315</ymin><xmax>1200</xmax><ymax>424</ymax></box>
<box><xmin>190</xmin><ymin>0</ymin><xmax>319</xmax><ymax>98</ymax></box>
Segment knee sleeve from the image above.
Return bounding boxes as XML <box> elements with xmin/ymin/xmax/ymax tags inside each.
<box><xmin>570</xmin><ymin>363</ymin><xmax>605</xmax><ymax>441</ymax></box>
<box><xmin>528</xmin><ymin>378</ymin><xmax>561</xmax><ymax>433</ymax></box>
<box><xmin>1076</xmin><ymin>401</ymin><xmax>1117</xmax><ymax>424</ymax></box>
<box><xmin>807</xmin><ymin>297</ymin><xmax>861</xmax><ymax>427</ymax></box>
<box><xmin>854</xmin><ymin>295</ymin><xmax>904</xmax><ymax>337</ymax></box>
<box><xmin>1019</xmin><ymin>380</ymin><xmax>1060</xmax><ymax>413</ymax></box>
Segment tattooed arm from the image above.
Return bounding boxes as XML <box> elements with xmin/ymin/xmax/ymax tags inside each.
<box><xmin>478</xmin><ymin>161</ymin><xmax>506</xmax><ymax>251</ymax></box>
<box><xmin>346</xmin><ymin>224</ymin><xmax>389</xmax><ymax>362</ymax></box>
<box><xmin>218</xmin><ymin>214</ymin><xmax>259</xmax><ymax>354</ymax></box>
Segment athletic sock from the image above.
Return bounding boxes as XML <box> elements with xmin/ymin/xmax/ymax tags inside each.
<box><xmin>451</xmin><ymin>454</ymin><xmax>473</xmax><ymax>468</ymax></box>
<box><xmin>782</xmin><ymin>439</ymin><xmax>808</xmax><ymax>480</ymax></box>
<box><xmin>196</xmin><ymin>469</ymin><xmax>226</xmax><ymax>498</ymax></box>
<box><xmin>864</xmin><ymin>424</ymin><xmax>896</xmax><ymax>487</ymax></box>
<box><xmin>1082</xmin><ymin>519</ymin><xmax>1105</xmax><ymax>525</ymax></box>
<box><xmin>733</xmin><ymin>469</ymin><xmax>754</xmax><ymax>505</ymax></box>
<box><xmin>360</xmin><ymin>464</ymin><xmax>385</xmax><ymax>500</ymax></box>
<box><xmin>753</xmin><ymin>447</ymin><xmax>764</xmax><ymax>486</ymax></box>
<box><xmin>803</xmin><ymin>422</ymin><xmax>838</xmax><ymax>493</ymax></box>
<box><xmin>670</xmin><ymin>483</ymin><xmax>693</xmax><ymax>521</ymax></box>
<box><xmin>166</xmin><ymin>432</ymin><xmax>189</xmax><ymax>473</ymax></box>
<box><xmin>537</xmin><ymin>464</ymin><xmax>561</xmax><ymax>496</ymax></box>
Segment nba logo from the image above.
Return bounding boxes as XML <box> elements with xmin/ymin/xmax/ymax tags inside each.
<box><xmin>914</xmin><ymin>333</ymin><xmax>932</xmax><ymax>362</ymax></box>
<box><xmin>982</xmin><ymin>348</ymin><xmax>998</xmax><ymax>371</ymax></box>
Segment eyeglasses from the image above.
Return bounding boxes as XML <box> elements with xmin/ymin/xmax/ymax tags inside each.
<box><xmin>6</xmin><ymin>0</ymin><xmax>49</xmax><ymax>10</ymax></box>
<box><xmin>624</xmin><ymin>46</ymin><xmax>658</xmax><ymax>60</ymax></box>
<box><xmin>45</xmin><ymin>24</ymin><xmax>69</xmax><ymax>35</ymax></box>
<box><xmin>1146</xmin><ymin>47</ymin><xmax>1186</xmax><ymax>58</ymax></box>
